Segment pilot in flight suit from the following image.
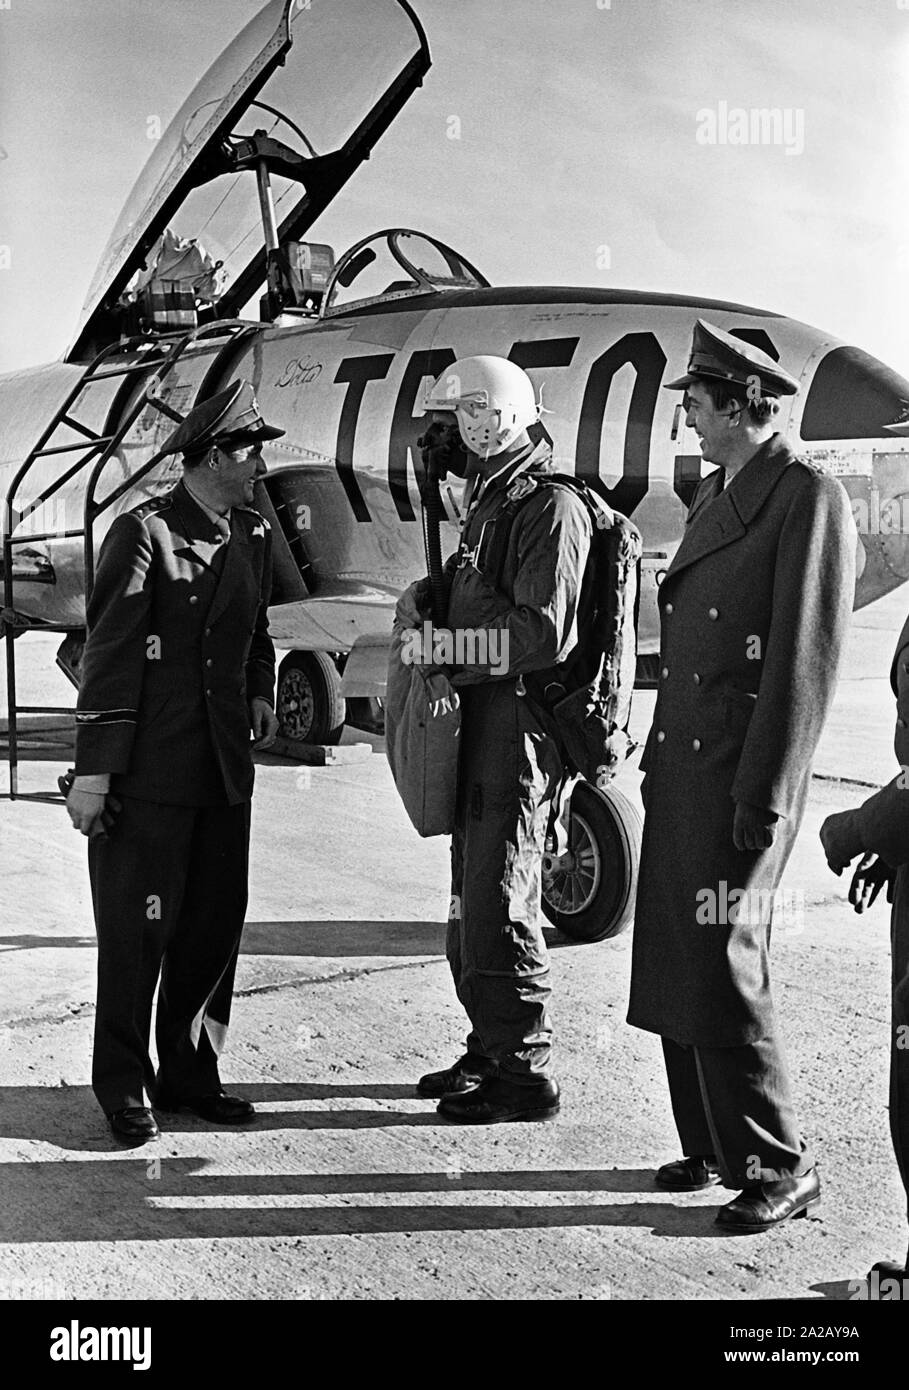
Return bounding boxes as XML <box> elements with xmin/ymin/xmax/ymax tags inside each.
<box><xmin>628</xmin><ymin>322</ymin><xmax>856</xmax><ymax>1232</ymax></box>
<box><xmin>66</xmin><ymin>380</ymin><xmax>282</xmax><ymax>1143</ymax></box>
<box><xmin>405</xmin><ymin>356</ymin><xmax>592</xmax><ymax>1124</ymax></box>
<box><xmin>820</xmin><ymin>617</ymin><xmax>909</xmax><ymax>1287</ymax></box>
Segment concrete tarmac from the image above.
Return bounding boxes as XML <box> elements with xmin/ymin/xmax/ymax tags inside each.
<box><xmin>0</xmin><ymin>590</ymin><xmax>906</xmax><ymax>1301</ymax></box>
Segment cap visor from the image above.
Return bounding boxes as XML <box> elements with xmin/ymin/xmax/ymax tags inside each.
<box><xmin>217</xmin><ymin>424</ymin><xmax>286</xmax><ymax>446</ymax></box>
<box><xmin>663</xmin><ymin>372</ymin><xmax>696</xmax><ymax>390</ymax></box>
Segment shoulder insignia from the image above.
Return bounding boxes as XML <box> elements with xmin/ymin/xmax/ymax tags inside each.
<box><xmin>129</xmin><ymin>494</ymin><xmax>172</xmax><ymax>521</ymax></box>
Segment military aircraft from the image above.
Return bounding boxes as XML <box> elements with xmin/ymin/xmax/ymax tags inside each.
<box><xmin>3</xmin><ymin>0</ymin><xmax>909</xmax><ymax>941</ymax></box>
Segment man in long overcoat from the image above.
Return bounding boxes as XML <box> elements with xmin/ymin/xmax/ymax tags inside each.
<box><xmin>820</xmin><ymin>616</ymin><xmax>909</xmax><ymax>1285</ymax></box>
<box><xmin>65</xmin><ymin>380</ymin><xmax>281</xmax><ymax>1143</ymax></box>
<box><xmin>628</xmin><ymin>321</ymin><xmax>856</xmax><ymax>1231</ymax></box>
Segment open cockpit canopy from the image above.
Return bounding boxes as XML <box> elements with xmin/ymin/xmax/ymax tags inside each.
<box><xmin>69</xmin><ymin>0</ymin><xmax>429</xmax><ymax>359</ymax></box>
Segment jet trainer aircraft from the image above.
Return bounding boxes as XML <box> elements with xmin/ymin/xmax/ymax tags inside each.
<box><xmin>3</xmin><ymin>0</ymin><xmax>909</xmax><ymax>940</ymax></box>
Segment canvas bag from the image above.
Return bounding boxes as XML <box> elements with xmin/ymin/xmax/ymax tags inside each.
<box><xmin>385</xmin><ymin>586</ymin><xmax>461</xmax><ymax>837</ymax></box>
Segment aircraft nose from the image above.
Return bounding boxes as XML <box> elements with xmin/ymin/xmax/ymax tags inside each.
<box><xmin>799</xmin><ymin>345</ymin><xmax>909</xmax><ymax>607</ymax></box>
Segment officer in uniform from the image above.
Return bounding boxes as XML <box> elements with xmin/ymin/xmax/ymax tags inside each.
<box><xmin>66</xmin><ymin>380</ymin><xmax>282</xmax><ymax>1143</ymax></box>
<box><xmin>820</xmin><ymin>618</ymin><xmax>909</xmax><ymax>1287</ymax></box>
<box><xmin>628</xmin><ymin>322</ymin><xmax>856</xmax><ymax>1230</ymax></box>
<box><xmin>410</xmin><ymin>356</ymin><xmax>592</xmax><ymax>1123</ymax></box>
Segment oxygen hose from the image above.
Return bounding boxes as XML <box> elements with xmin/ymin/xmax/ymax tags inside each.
<box><xmin>417</xmin><ymin>423</ymin><xmax>453</xmax><ymax>627</ymax></box>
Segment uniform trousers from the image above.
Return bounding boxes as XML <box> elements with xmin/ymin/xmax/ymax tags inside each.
<box><xmin>448</xmin><ymin>681</ymin><xmax>563</xmax><ymax>1078</ymax></box>
<box><xmin>88</xmin><ymin>794</ymin><xmax>251</xmax><ymax>1113</ymax></box>
<box><xmin>661</xmin><ymin>1034</ymin><xmax>813</xmax><ymax>1188</ymax></box>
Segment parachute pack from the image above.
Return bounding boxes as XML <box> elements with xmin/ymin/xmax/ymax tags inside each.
<box><xmin>482</xmin><ymin>473</ymin><xmax>642</xmax><ymax>786</ymax></box>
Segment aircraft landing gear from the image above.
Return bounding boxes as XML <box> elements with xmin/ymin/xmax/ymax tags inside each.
<box><xmin>541</xmin><ymin>781</ymin><xmax>642</xmax><ymax>943</ymax></box>
<box><xmin>276</xmin><ymin>651</ymin><xmax>345</xmax><ymax>745</ymax></box>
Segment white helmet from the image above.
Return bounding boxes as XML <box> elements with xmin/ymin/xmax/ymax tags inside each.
<box><xmin>422</xmin><ymin>355</ymin><xmax>538</xmax><ymax>459</ymax></box>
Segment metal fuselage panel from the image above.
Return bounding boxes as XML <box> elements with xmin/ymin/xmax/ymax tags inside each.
<box><xmin>2</xmin><ymin>295</ymin><xmax>907</xmax><ymax>657</ymax></box>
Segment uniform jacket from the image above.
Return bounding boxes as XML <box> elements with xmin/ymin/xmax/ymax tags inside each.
<box><xmin>445</xmin><ymin>441</ymin><xmax>593</xmax><ymax>684</ymax></box>
<box><xmin>628</xmin><ymin>433</ymin><xmax>856</xmax><ymax>1046</ymax></box>
<box><xmin>75</xmin><ymin>480</ymin><xmax>275</xmax><ymax>806</ymax></box>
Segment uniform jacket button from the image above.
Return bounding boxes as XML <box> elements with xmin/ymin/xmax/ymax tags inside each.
<box><xmin>692</xmin><ymin>738</ymin><xmax>702</xmax><ymax>751</ymax></box>
<box><xmin>205</xmin><ymin>688</ymin><xmax>212</xmax><ymax>696</ymax></box>
<box><xmin>189</xmin><ymin>595</ymin><xmax>199</xmax><ymax>605</ymax></box>
<box><xmin>664</xmin><ymin>603</ymin><xmax>673</xmax><ymax>615</ymax></box>
<box><xmin>205</xmin><ymin>627</ymin><xmax>212</xmax><ymax>637</ymax></box>
<box><xmin>656</xmin><ymin>730</ymin><xmax>666</xmax><ymax>743</ymax></box>
<box><xmin>693</xmin><ymin>672</ymin><xmax>701</xmax><ymax>685</ymax></box>
<box><xmin>899</xmin><ymin>718</ymin><xmax>907</xmax><ymax>729</ymax></box>
<box><xmin>206</xmin><ymin>658</ymin><xmax>213</xmax><ymax>668</ymax></box>
<box><xmin>708</xmin><ymin>607</ymin><xmax>719</xmax><ymax>620</ymax></box>
<box><xmin>661</xmin><ymin>666</ymin><xmax>669</xmax><ymax>678</ymax></box>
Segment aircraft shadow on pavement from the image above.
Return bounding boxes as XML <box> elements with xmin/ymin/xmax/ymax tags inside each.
<box><xmin>240</xmin><ymin>920</ymin><xmax>447</xmax><ymax>957</ymax></box>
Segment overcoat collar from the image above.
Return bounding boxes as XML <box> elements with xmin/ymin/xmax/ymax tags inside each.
<box><xmin>664</xmin><ymin>433</ymin><xmax>796</xmax><ymax>584</ymax></box>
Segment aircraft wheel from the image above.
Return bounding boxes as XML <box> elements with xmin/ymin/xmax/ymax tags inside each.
<box><xmin>276</xmin><ymin>651</ymin><xmax>345</xmax><ymax>745</ymax></box>
<box><xmin>541</xmin><ymin>780</ymin><xmax>642</xmax><ymax>943</ymax></box>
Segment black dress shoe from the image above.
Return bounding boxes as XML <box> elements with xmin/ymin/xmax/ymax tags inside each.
<box><xmin>715</xmin><ymin>1169</ymin><xmax>821</xmax><ymax>1232</ymax></box>
<box><xmin>867</xmin><ymin>1259</ymin><xmax>909</xmax><ymax>1283</ymax></box>
<box><xmin>107</xmin><ymin>1107</ymin><xmax>159</xmax><ymax>1143</ymax></box>
<box><xmin>155</xmin><ymin>1091</ymin><xmax>255</xmax><ymax>1123</ymax></box>
<box><xmin>655</xmin><ymin>1154</ymin><xmax>721</xmax><ymax>1191</ymax></box>
<box><xmin>437</xmin><ymin>1074</ymin><xmax>560</xmax><ymax>1124</ymax></box>
<box><xmin>416</xmin><ymin>1053</ymin><xmax>497</xmax><ymax>1098</ymax></box>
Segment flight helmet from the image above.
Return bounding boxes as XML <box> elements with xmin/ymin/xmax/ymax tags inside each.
<box><xmin>422</xmin><ymin>355</ymin><xmax>538</xmax><ymax>459</ymax></box>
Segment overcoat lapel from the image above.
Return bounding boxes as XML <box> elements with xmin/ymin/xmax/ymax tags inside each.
<box><xmin>664</xmin><ymin>434</ymin><xmax>795</xmax><ymax>584</ymax></box>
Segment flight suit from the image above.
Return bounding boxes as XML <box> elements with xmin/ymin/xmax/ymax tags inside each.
<box><xmin>75</xmin><ymin>480</ymin><xmax>275</xmax><ymax>1112</ymax></box>
<box><xmin>444</xmin><ymin>442</ymin><xmax>592</xmax><ymax>1077</ymax></box>
<box><xmin>820</xmin><ymin>614</ymin><xmax>909</xmax><ymax>1233</ymax></box>
<box><xmin>628</xmin><ymin>435</ymin><xmax>856</xmax><ymax>1185</ymax></box>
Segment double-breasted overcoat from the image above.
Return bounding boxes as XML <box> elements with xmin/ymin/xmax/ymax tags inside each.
<box><xmin>628</xmin><ymin>434</ymin><xmax>856</xmax><ymax>1047</ymax></box>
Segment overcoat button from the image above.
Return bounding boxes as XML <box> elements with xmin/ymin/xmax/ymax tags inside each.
<box><xmin>708</xmin><ymin>607</ymin><xmax>719</xmax><ymax>619</ymax></box>
<box><xmin>693</xmin><ymin>672</ymin><xmax>701</xmax><ymax>685</ymax></box>
<box><xmin>205</xmin><ymin>627</ymin><xmax>212</xmax><ymax>637</ymax></box>
<box><xmin>189</xmin><ymin>595</ymin><xmax>199</xmax><ymax>605</ymax></box>
<box><xmin>206</xmin><ymin>658</ymin><xmax>213</xmax><ymax>668</ymax></box>
<box><xmin>692</xmin><ymin>738</ymin><xmax>702</xmax><ymax>751</ymax></box>
<box><xmin>656</xmin><ymin>731</ymin><xmax>666</xmax><ymax>743</ymax></box>
<box><xmin>661</xmin><ymin>667</ymin><xmax>669</xmax><ymax>678</ymax></box>
<box><xmin>664</xmin><ymin>603</ymin><xmax>673</xmax><ymax>615</ymax></box>
<box><xmin>205</xmin><ymin>688</ymin><xmax>212</xmax><ymax>696</ymax></box>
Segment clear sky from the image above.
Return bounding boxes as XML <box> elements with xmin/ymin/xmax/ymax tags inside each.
<box><xmin>1</xmin><ymin>0</ymin><xmax>908</xmax><ymax>375</ymax></box>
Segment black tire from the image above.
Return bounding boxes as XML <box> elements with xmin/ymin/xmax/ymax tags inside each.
<box><xmin>276</xmin><ymin>651</ymin><xmax>345</xmax><ymax>745</ymax></box>
<box><xmin>541</xmin><ymin>780</ymin><xmax>642</xmax><ymax>943</ymax></box>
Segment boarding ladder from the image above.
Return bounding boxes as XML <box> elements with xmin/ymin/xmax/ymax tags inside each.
<box><xmin>2</xmin><ymin>320</ymin><xmax>263</xmax><ymax>801</ymax></box>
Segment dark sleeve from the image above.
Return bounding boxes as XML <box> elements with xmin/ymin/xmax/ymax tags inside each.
<box><xmin>245</xmin><ymin>525</ymin><xmax>276</xmax><ymax>705</ymax></box>
<box><xmin>838</xmin><ymin>778</ymin><xmax>909</xmax><ymax>866</ymax></box>
<box><xmin>453</xmin><ymin>486</ymin><xmax>592</xmax><ymax>684</ymax></box>
<box><xmin>731</xmin><ymin>475</ymin><xmax>856</xmax><ymax>817</ymax></box>
<box><xmin>74</xmin><ymin>514</ymin><xmax>155</xmax><ymax>775</ymax></box>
